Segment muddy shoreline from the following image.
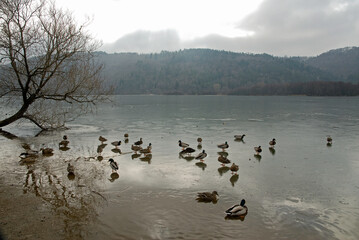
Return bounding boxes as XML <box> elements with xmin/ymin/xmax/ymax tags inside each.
<box><xmin>0</xmin><ymin>179</ymin><xmax>64</xmax><ymax>240</ymax></box>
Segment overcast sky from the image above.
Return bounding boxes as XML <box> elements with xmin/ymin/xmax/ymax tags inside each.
<box><xmin>56</xmin><ymin>0</ymin><xmax>359</xmax><ymax>56</ymax></box>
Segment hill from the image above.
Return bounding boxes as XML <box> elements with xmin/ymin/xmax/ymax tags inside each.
<box><xmin>97</xmin><ymin>47</ymin><xmax>359</xmax><ymax>95</ymax></box>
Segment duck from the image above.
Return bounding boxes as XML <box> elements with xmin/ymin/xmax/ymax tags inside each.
<box><xmin>230</xmin><ymin>163</ymin><xmax>239</xmax><ymax>174</ymax></box>
<box><xmin>195</xmin><ymin>150</ymin><xmax>207</xmax><ymax>162</ymax></box>
<box><xmin>196</xmin><ymin>191</ymin><xmax>219</xmax><ymax>203</ymax></box>
<box><xmin>180</xmin><ymin>147</ymin><xmax>196</xmax><ymax>156</ymax></box>
<box><xmin>131</xmin><ymin>144</ymin><xmax>142</xmax><ymax>153</ymax></box>
<box><xmin>40</xmin><ymin>147</ymin><xmax>54</xmax><ymax>155</ymax></box>
<box><xmin>124</xmin><ymin>133</ymin><xmax>129</xmax><ymax>138</ymax></box>
<box><xmin>234</xmin><ymin>134</ymin><xmax>245</xmax><ymax>141</ymax></box>
<box><xmin>111</xmin><ymin>140</ymin><xmax>122</xmax><ymax>148</ymax></box>
<box><xmin>140</xmin><ymin>143</ymin><xmax>152</xmax><ymax>154</ymax></box>
<box><xmin>327</xmin><ymin>135</ymin><xmax>332</xmax><ymax>143</ymax></box>
<box><xmin>217</xmin><ymin>141</ymin><xmax>229</xmax><ymax>151</ymax></box>
<box><xmin>218</xmin><ymin>155</ymin><xmax>231</xmax><ymax>166</ymax></box>
<box><xmin>225</xmin><ymin>199</ymin><xmax>248</xmax><ymax>217</ymax></box>
<box><xmin>108</xmin><ymin>158</ymin><xmax>119</xmax><ymax>172</ymax></box>
<box><xmin>178</xmin><ymin>140</ymin><xmax>189</xmax><ymax>150</ymax></box>
<box><xmin>59</xmin><ymin>139</ymin><xmax>69</xmax><ymax>147</ymax></box>
<box><xmin>269</xmin><ymin>138</ymin><xmax>276</xmax><ymax>148</ymax></box>
<box><xmin>134</xmin><ymin>138</ymin><xmax>143</xmax><ymax>146</ymax></box>
<box><xmin>197</xmin><ymin>137</ymin><xmax>202</xmax><ymax>146</ymax></box>
<box><xmin>99</xmin><ymin>136</ymin><xmax>107</xmax><ymax>144</ymax></box>
<box><xmin>254</xmin><ymin>146</ymin><xmax>262</xmax><ymax>155</ymax></box>
<box><xmin>67</xmin><ymin>163</ymin><xmax>75</xmax><ymax>174</ymax></box>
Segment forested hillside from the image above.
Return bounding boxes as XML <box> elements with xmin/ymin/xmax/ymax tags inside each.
<box><xmin>97</xmin><ymin>47</ymin><xmax>359</xmax><ymax>95</ymax></box>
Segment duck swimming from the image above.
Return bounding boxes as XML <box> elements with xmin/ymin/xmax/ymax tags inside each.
<box><xmin>196</xmin><ymin>191</ymin><xmax>219</xmax><ymax>203</ymax></box>
<box><xmin>225</xmin><ymin>199</ymin><xmax>248</xmax><ymax>217</ymax></box>
<box><xmin>134</xmin><ymin>138</ymin><xmax>143</xmax><ymax>146</ymax></box>
<box><xmin>254</xmin><ymin>146</ymin><xmax>262</xmax><ymax>155</ymax></box>
<box><xmin>234</xmin><ymin>134</ymin><xmax>245</xmax><ymax>141</ymax></box>
<box><xmin>269</xmin><ymin>138</ymin><xmax>276</xmax><ymax>148</ymax></box>
<box><xmin>111</xmin><ymin>140</ymin><xmax>122</xmax><ymax>148</ymax></box>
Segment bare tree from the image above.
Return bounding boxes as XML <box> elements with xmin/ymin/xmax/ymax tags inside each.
<box><xmin>0</xmin><ymin>0</ymin><xmax>110</xmax><ymax>130</ymax></box>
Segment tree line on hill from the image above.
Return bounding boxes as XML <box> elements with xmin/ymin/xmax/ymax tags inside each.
<box><xmin>97</xmin><ymin>47</ymin><xmax>359</xmax><ymax>96</ymax></box>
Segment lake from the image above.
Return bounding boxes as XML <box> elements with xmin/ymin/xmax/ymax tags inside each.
<box><xmin>1</xmin><ymin>95</ymin><xmax>359</xmax><ymax>239</ymax></box>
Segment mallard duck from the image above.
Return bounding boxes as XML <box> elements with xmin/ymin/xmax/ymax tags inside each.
<box><xmin>218</xmin><ymin>155</ymin><xmax>231</xmax><ymax>166</ymax></box>
<box><xmin>195</xmin><ymin>150</ymin><xmax>207</xmax><ymax>162</ymax></box>
<box><xmin>254</xmin><ymin>146</ymin><xmax>262</xmax><ymax>155</ymax></box>
<box><xmin>234</xmin><ymin>134</ymin><xmax>245</xmax><ymax>141</ymax></box>
<box><xmin>40</xmin><ymin>147</ymin><xmax>54</xmax><ymax>155</ymax></box>
<box><xmin>140</xmin><ymin>143</ymin><xmax>152</xmax><ymax>154</ymax></box>
<box><xmin>327</xmin><ymin>135</ymin><xmax>332</xmax><ymax>143</ymax></box>
<box><xmin>111</xmin><ymin>140</ymin><xmax>121</xmax><ymax>148</ymax></box>
<box><xmin>134</xmin><ymin>138</ymin><xmax>143</xmax><ymax>146</ymax></box>
<box><xmin>197</xmin><ymin>137</ymin><xmax>202</xmax><ymax>146</ymax></box>
<box><xmin>196</xmin><ymin>191</ymin><xmax>219</xmax><ymax>203</ymax></box>
<box><xmin>124</xmin><ymin>133</ymin><xmax>129</xmax><ymax>138</ymax></box>
<box><xmin>180</xmin><ymin>147</ymin><xmax>195</xmax><ymax>155</ymax></box>
<box><xmin>67</xmin><ymin>163</ymin><xmax>75</xmax><ymax>174</ymax></box>
<box><xmin>108</xmin><ymin>158</ymin><xmax>119</xmax><ymax>172</ymax></box>
<box><xmin>269</xmin><ymin>138</ymin><xmax>276</xmax><ymax>148</ymax></box>
<box><xmin>230</xmin><ymin>163</ymin><xmax>239</xmax><ymax>174</ymax></box>
<box><xmin>131</xmin><ymin>144</ymin><xmax>142</xmax><ymax>153</ymax></box>
<box><xmin>217</xmin><ymin>141</ymin><xmax>229</xmax><ymax>151</ymax></box>
<box><xmin>99</xmin><ymin>136</ymin><xmax>107</xmax><ymax>143</ymax></box>
<box><xmin>178</xmin><ymin>140</ymin><xmax>189</xmax><ymax>149</ymax></box>
<box><xmin>225</xmin><ymin>199</ymin><xmax>248</xmax><ymax>217</ymax></box>
<box><xmin>59</xmin><ymin>139</ymin><xmax>69</xmax><ymax>147</ymax></box>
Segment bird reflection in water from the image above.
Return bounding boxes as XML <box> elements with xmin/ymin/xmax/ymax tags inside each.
<box><xmin>229</xmin><ymin>174</ymin><xmax>239</xmax><ymax>187</ymax></box>
<box><xmin>179</xmin><ymin>153</ymin><xmax>195</xmax><ymax>161</ymax></box>
<box><xmin>269</xmin><ymin>147</ymin><xmax>276</xmax><ymax>155</ymax></box>
<box><xmin>140</xmin><ymin>153</ymin><xmax>152</xmax><ymax>164</ymax></box>
<box><xmin>254</xmin><ymin>154</ymin><xmax>262</xmax><ymax>161</ymax></box>
<box><xmin>109</xmin><ymin>172</ymin><xmax>119</xmax><ymax>182</ymax></box>
<box><xmin>195</xmin><ymin>161</ymin><xmax>207</xmax><ymax>170</ymax></box>
<box><xmin>111</xmin><ymin>148</ymin><xmax>122</xmax><ymax>154</ymax></box>
<box><xmin>225</xmin><ymin>212</ymin><xmax>247</xmax><ymax>221</ymax></box>
<box><xmin>218</xmin><ymin>166</ymin><xmax>230</xmax><ymax>176</ymax></box>
<box><xmin>59</xmin><ymin>146</ymin><xmax>70</xmax><ymax>151</ymax></box>
<box><xmin>131</xmin><ymin>153</ymin><xmax>141</xmax><ymax>159</ymax></box>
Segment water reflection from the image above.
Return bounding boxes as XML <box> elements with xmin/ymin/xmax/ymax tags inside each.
<box><xmin>269</xmin><ymin>147</ymin><xmax>276</xmax><ymax>155</ymax></box>
<box><xmin>140</xmin><ymin>153</ymin><xmax>152</xmax><ymax>163</ymax></box>
<box><xmin>195</xmin><ymin>161</ymin><xmax>207</xmax><ymax>170</ymax></box>
<box><xmin>59</xmin><ymin>146</ymin><xmax>71</xmax><ymax>151</ymax></box>
<box><xmin>229</xmin><ymin>174</ymin><xmax>239</xmax><ymax>187</ymax></box>
<box><xmin>131</xmin><ymin>153</ymin><xmax>141</xmax><ymax>159</ymax></box>
<box><xmin>218</xmin><ymin>166</ymin><xmax>230</xmax><ymax>176</ymax></box>
<box><xmin>21</xmin><ymin>157</ymin><xmax>107</xmax><ymax>239</ymax></box>
<box><xmin>109</xmin><ymin>172</ymin><xmax>119</xmax><ymax>182</ymax></box>
<box><xmin>225</xmin><ymin>212</ymin><xmax>247</xmax><ymax>221</ymax></box>
<box><xmin>254</xmin><ymin>154</ymin><xmax>262</xmax><ymax>161</ymax></box>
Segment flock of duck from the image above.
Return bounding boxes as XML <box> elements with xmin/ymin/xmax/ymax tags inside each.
<box><xmin>18</xmin><ymin>132</ymin><xmax>334</xmax><ymax>219</ymax></box>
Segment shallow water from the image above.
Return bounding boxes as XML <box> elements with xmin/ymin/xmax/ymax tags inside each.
<box><xmin>1</xmin><ymin>95</ymin><xmax>359</xmax><ymax>239</ymax></box>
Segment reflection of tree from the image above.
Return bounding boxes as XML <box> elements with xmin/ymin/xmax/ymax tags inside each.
<box><xmin>22</xmin><ymin>159</ymin><xmax>107</xmax><ymax>239</ymax></box>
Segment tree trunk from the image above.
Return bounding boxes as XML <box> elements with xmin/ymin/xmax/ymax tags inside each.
<box><xmin>0</xmin><ymin>102</ymin><xmax>30</xmax><ymax>128</ymax></box>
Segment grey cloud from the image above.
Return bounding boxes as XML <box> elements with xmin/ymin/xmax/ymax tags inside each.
<box><xmin>102</xmin><ymin>0</ymin><xmax>359</xmax><ymax>56</ymax></box>
<box><xmin>101</xmin><ymin>29</ymin><xmax>181</xmax><ymax>53</ymax></box>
